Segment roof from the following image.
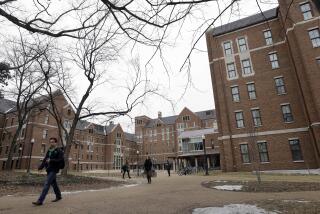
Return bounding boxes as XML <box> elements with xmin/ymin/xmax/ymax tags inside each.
<box><xmin>212</xmin><ymin>7</ymin><xmax>278</xmax><ymax>36</ymax></box>
<box><xmin>143</xmin><ymin>109</ymin><xmax>215</xmax><ymax>128</ymax></box>
<box><xmin>178</xmin><ymin>128</ymin><xmax>216</xmax><ymax>139</ymax></box>
<box><xmin>76</xmin><ymin>120</ymin><xmax>105</xmax><ymax>135</ymax></box>
<box><xmin>195</xmin><ymin>110</ymin><xmax>216</xmax><ymax>120</ymax></box>
<box><xmin>0</xmin><ymin>98</ymin><xmax>16</xmax><ymax>114</ymax></box>
<box><xmin>105</xmin><ymin>123</ymin><xmax>117</xmax><ymax>134</ymax></box>
<box><xmin>125</xmin><ymin>132</ymin><xmax>136</xmax><ymax>142</ymax></box>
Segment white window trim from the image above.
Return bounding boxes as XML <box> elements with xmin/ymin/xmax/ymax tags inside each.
<box><xmin>308</xmin><ymin>26</ymin><xmax>319</xmax><ymax>31</ymax></box>
<box><xmin>250</xmin><ymin>107</ymin><xmax>260</xmax><ymax>110</ymax></box>
<box><xmin>273</xmin><ymin>75</ymin><xmax>284</xmax><ymax>79</ymax></box>
<box><xmin>280</xmin><ymin>102</ymin><xmax>290</xmax><ymax>106</ymax></box>
<box><xmin>288</xmin><ymin>137</ymin><xmax>299</xmax><ymax>141</ymax></box>
<box><xmin>299</xmin><ymin>1</ymin><xmax>309</xmax><ymax>5</ymax></box>
<box><xmin>236</xmin><ymin>36</ymin><xmax>249</xmax><ymax>53</ymax></box>
<box><xmin>241</xmin><ymin>58</ymin><xmax>254</xmax><ymax>77</ymax></box>
<box><xmin>246</xmin><ymin>81</ymin><xmax>254</xmax><ymax>85</ymax></box>
<box><xmin>222</xmin><ymin>40</ymin><xmax>233</xmax><ymax>56</ymax></box>
<box><xmin>226</xmin><ymin>62</ymin><xmax>239</xmax><ymax>81</ymax></box>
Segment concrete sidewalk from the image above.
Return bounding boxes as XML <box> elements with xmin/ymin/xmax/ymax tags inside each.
<box><xmin>0</xmin><ymin>172</ymin><xmax>319</xmax><ymax>214</ymax></box>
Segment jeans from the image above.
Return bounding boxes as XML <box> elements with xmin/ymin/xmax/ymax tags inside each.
<box><xmin>38</xmin><ymin>171</ymin><xmax>61</xmax><ymax>203</ymax></box>
<box><xmin>122</xmin><ymin>170</ymin><xmax>131</xmax><ymax>179</ymax></box>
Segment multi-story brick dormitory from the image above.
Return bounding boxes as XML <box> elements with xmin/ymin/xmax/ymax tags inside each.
<box><xmin>206</xmin><ymin>0</ymin><xmax>320</xmax><ymax>172</ymax></box>
<box><xmin>0</xmin><ymin>92</ymin><xmax>137</xmax><ymax>171</ymax></box>
<box><xmin>135</xmin><ymin>107</ymin><xmax>220</xmax><ymax>171</ymax></box>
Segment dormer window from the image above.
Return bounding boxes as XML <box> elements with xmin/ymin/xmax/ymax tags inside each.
<box><xmin>182</xmin><ymin>115</ymin><xmax>190</xmax><ymax>121</ymax></box>
<box><xmin>67</xmin><ymin>108</ymin><xmax>72</xmax><ymax>115</ymax></box>
<box><xmin>89</xmin><ymin>129</ymin><xmax>94</xmax><ymax>134</ymax></box>
<box><xmin>116</xmin><ymin>133</ymin><xmax>122</xmax><ymax>138</ymax></box>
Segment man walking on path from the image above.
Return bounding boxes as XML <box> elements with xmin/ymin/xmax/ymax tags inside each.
<box><xmin>144</xmin><ymin>156</ymin><xmax>153</xmax><ymax>184</ymax></box>
<box><xmin>166</xmin><ymin>159</ymin><xmax>171</xmax><ymax>176</ymax></box>
<box><xmin>122</xmin><ymin>160</ymin><xmax>131</xmax><ymax>179</ymax></box>
<box><xmin>32</xmin><ymin>137</ymin><xmax>64</xmax><ymax>206</ymax></box>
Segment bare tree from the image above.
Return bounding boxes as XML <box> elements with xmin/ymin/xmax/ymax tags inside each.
<box><xmin>2</xmin><ymin>35</ymin><xmax>55</xmax><ymax>170</ymax></box>
<box><xmin>37</xmin><ymin>24</ymin><xmax>159</xmax><ymax>175</ymax></box>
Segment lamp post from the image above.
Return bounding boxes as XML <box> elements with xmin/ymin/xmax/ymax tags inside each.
<box><xmin>27</xmin><ymin>138</ymin><xmax>35</xmax><ymax>174</ymax></box>
<box><xmin>202</xmin><ymin>135</ymin><xmax>209</xmax><ymax>176</ymax></box>
<box><xmin>136</xmin><ymin>150</ymin><xmax>140</xmax><ymax>176</ymax></box>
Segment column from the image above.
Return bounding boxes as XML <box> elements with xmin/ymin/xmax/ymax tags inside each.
<box><xmin>195</xmin><ymin>157</ymin><xmax>198</xmax><ymax>172</ymax></box>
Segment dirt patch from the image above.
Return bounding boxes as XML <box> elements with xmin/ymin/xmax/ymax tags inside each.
<box><xmin>0</xmin><ymin>172</ymin><xmax>129</xmax><ymax>197</ymax></box>
<box><xmin>256</xmin><ymin>199</ymin><xmax>320</xmax><ymax>214</ymax></box>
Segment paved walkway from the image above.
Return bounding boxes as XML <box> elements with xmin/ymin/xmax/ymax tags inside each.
<box><xmin>0</xmin><ymin>172</ymin><xmax>319</xmax><ymax>214</ymax></box>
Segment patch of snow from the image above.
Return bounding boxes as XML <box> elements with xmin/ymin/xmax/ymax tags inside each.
<box><xmin>193</xmin><ymin>204</ymin><xmax>277</xmax><ymax>214</ymax></box>
<box><xmin>260</xmin><ymin>168</ymin><xmax>320</xmax><ymax>175</ymax></box>
<box><xmin>213</xmin><ymin>185</ymin><xmax>242</xmax><ymax>191</ymax></box>
<box><xmin>214</xmin><ymin>180</ymin><xmax>228</xmax><ymax>183</ymax></box>
<box><xmin>62</xmin><ymin>184</ymin><xmax>139</xmax><ymax>195</ymax></box>
<box><xmin>283</xmin><ymin>200</ymin><xmax>310</xmax><ymax>203</ymax></box>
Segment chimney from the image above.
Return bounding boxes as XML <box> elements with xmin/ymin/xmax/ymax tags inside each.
<box><xmin>158</xmin><ymin>111</ymin><xmax>162</xmax><ymax>118</ymax></box>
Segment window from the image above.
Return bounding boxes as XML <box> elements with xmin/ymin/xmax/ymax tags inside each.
<box><xmin>289</xmin><ymin>139</ymin><xmax>303</xmax><ymax>161</ymax></box>
<box><xmin>235</xmin><ymin>111</ymin><xmax>245</xmax><ymax>128</ymax></box>
<box><xmin>300</xmin><ymin>2</ymin><xmax>312</xmax><ymax>20</ymax></box>
<box><xmin>42</xmin><ymin>129</ymin><xmax>48</xmax><ymax>139</ymax></box>
<box><xmin>317</xmin><ymin>57</ymin><xmax>320</xmax><ymax>65</ymax></box>
<box><xmin>269</xmin><ymin>52</ymin><xmax>279</xmax><ymax>69</ymax></box>
<box><xmin>182</xmin><ymin>115</ymin><xmax>190</xmax><ymax>121</ymax></box>
<box><xmin>44</xmin><ymin>115</ymin><xmax>49</xmax><ymax>124</ymax></box>
<box><xmin>241</xmin><ymin>59</ymin><xmax>253</xmax><ymax>75</ymax></box>
<box><xmin>263</xmin><ymin>30</ymin><xmax>273</xmax><ymax>45</ymax></box>
<box><xmin>116</xmin><ymin>133</ymin><xmax>122</xmax><ymax>138</ymax></box>
<box><xmin>238</xmin><ymin>37</ymin><xmax>247</xmax><ymax>52</ymax></box>
<box><xmin>136</xmin><ymin>119</ymin><xmax>142</xmax><ymax>125</ymax></box>
<box><xmin>5</xmin><ymin>146</ymin><xmax>8</xmax><ymax>154</ymax></box>
<box><xmin>281</xmin><ymin>104</ymin><xmax>294</xmax><ymax>122</ymax></box>
<box><xmin>223</xmin><ymin>41</ymin><xmax>232</xmax><ymax>55</ymax></box>
<box><xmin>11</xmin><ymin>118</ymin><xmax>14</xmax><ymax>126</ymax></box>
<box><xmin>231</xmin><ymin>86</ymin><xmax>240</xmax><ymax>102</ymax></box>
<box><xmin>309</xmin><ymin>28</ymin><xmax>320</xmax><ymax>48</ymax></box>
<box><xmin>247</xmin><ymin>83</ymin><xmax>256</xmax><ymax>100</ymax></box>
<box><xmin>226</xmin><ymin>63</ymin><xmax>237</xmax><ymax>79</ymax></box>
<box><xmin>257</xmin><ymin>141</ymin><xmax>269</xmax><ymax>162</ymax></box>
<box><xmin>240</xmin><ymin>144</ymin><xmax>250</xmax><ymax>163</ymax></box>
<box><xmin>274</xmin><ymin>77</ymin><xmax>286</xmax><ymax>95</ymax></box>
<box><xmin>41</xmin><ymin>144</ymin><xmax>46</xmax><ymax>154</ymax></box>
<box><xmin>251</xmin><ymin>108</ymin><xmax>262</xmax><ymax>127</ymax></box>
<box><xmin>1</xmin><ymin>133</ymin><xmax>5</xmax><ymax>141</ymax></box>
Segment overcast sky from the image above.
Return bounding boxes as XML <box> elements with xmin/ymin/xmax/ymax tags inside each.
<box><xmin>1</xmin><ymin>0</ymin><xmax>279</xmax><ymax>133</ymax></box>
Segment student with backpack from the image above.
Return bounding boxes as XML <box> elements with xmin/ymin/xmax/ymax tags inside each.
<box><xmin>32</xmin><ymin>137</ymin><xmax>64</xmax><ymax>206</ymax></box>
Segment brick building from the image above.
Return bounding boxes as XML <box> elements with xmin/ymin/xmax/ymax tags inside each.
<box><xmin>0</xmin><ymin>92</ymin><xmax>137</xmax><ymax>171</ymax></box>
<box><xmin>135</xmin><ymin>107</ymin><xmax>219</xmax><ymax>170</ymax></box>
<box><xmin>206</xmin><ymin>0</ymin><xmax>320</xmax><ymax>171</ymax></box>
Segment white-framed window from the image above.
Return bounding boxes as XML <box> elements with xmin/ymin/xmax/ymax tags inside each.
<box><xmin>241</xmin><ymin>59</ymin><xmax>253</xmax><ymax>75</ymax></box>
<box><xmin>251</xmin><ymin>108</ymin><xmax>262</xmax><ymax>127</ymax></box>
<box><xmin>263</xmin><ymin>30</ymin><xmax>273</xmax><ymax>45</ymax></box>
<box><xmin>289</xmin><ymin>138</ymin><xmax>303</xmax><ymax>161</ymax></box>
<box><xmin>300</xmin><ymin>2</ymin><xmax>313</xmax><ymax>20</ymax></box>
<box><xmin>226</xmin><ymin>62</ymin><xmax>237</xmax><ymax>79</ymax></box>
<box><xmin>269</xmin><ymin>52</ymin><xmax>279</xmax><ymax>69</ymax></box>
<box><xmin>247</xmin><ymin>83</ymin><xmax>256</xmax><ymax>100</ymax></box>
<box><xmin>257</xmin><ymin>141</ymin><xmax>269</xmax><ymax>162</ymax></box>
<box><xmin>281</xmin><ymin>104</ymin><xmax>294</xmax><ymax>123</ymax></box>
<box><xmin>316</xmin><ymin>57</ymin><xmax>320</xmax><ymax>65</ymax></box>
<box><xmin>235</xmin><ymin>111</ymin><xmax>245</xmax><ymax>128</ymax></box>
<box><xmin>274</xmin><ymin>77</ymin><xmax>286</xmax><ymax>95</ymax></box>
<box><xmin>44</xmin><ymin>115</ymin><xmax>49</xmax><ymax>124</ymax></box>
<box><xmin>240</xmin><ymin>144</ymin><xmax>250</xmax><ymax>163</ymax></box>
<box><xmin>231</xmin><ymin>86</ymin><xmax>240</xmax><ymax>102</ymax></box>
<box><xmin>223</xmin><ymin>41</ymin><xmax>232</xmax><ymax>55</ymax></box>
<box><xmin>42</xmin><ymin>129</ymin><xmax>48</xmax><ymax>139</ymax></box>
<box><xmin>238</xmin><ymin>37</ymin><xmax>247</xmax><ymax>52</ymax></box>
<box><xmin>309</xmin><ymin>28</ymin><xmax>320</xmax><ymax>48</ymax></box>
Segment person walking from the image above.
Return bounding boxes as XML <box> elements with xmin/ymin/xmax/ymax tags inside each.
<box><xmin>121</xmin><ymin>160</ymin><xmax>131</xmax><ymax>179</ymax></box>
<box><xmin>32</xmin><ymin>137</ymin><xmax>64</xmax><ymax>206</ymax></box>
<box><xmin>166</xmin><ymin>159</ymin><xmax>171</xmax><ymax>176</ymax></box>
<box><xmin>144</xmin><ymin>156</ymin><xmax>153</xmax><ymax>184</ymax></box>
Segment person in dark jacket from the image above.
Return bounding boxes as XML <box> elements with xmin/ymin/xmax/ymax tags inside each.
<box><xmin>121</xmin><ymin>160</ymin><xmax>131</xmax><ymax>179</ymax></box>
<box><xmin>166</xmin><ymin>159</ymin><xmax>171</xmax><ymax>176</ymax></box>
<box><xmin>32</xmin><ymin>137</ymin><xmax>64</xmax><ymax>206</ymax></box>
<box><xmin>144</xmin><ymin>156</ymin><xmax>153</xmax><ymax>184</ymax></box>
